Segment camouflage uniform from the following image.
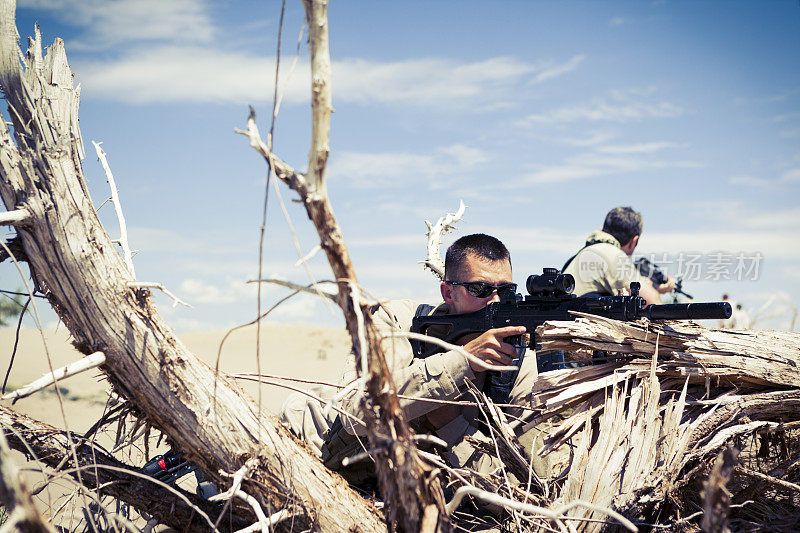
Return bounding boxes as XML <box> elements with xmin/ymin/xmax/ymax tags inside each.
<box><xmin>280</xmin><ymin>298</ymin><xmax>564</xmax><ymax>480</ymax></box>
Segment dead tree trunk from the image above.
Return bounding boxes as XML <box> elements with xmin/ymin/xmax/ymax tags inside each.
<box><xmin>237</xmin><ymin>2</ymin><xmax>450</xmax><ymax>530</ymax></box>
<box><xmin>0</xmin><ymin>2</ymin><xmax>384</xmax><ymax>531</ymax></box>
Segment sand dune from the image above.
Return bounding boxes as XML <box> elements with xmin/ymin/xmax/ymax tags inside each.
<box><xmin>0</xmin><ymin>324</ymin><xmax>351</xmax><ymax>525</ymax></box>
<box><xmin>1</xmin><ymin>324</ymin><xmax>350</xmax><ymax>430</ymax></box>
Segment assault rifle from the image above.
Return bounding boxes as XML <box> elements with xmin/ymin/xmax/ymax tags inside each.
<box><xmin>141</xmin><ymin>450</ymin><xmax>218</xmax><ymax>499</ymax></box>
<box><xmin>634</xmin><ymin>257</ymin><xmax>692</xmax><ymax>302</ymax></box>
<box><xmin>410</xmin><ymin>268</ymin><xmax>731</xmax><ymax>404</ymax></box>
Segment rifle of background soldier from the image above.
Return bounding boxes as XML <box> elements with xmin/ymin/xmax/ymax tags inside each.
<box><xmin>410</xmin><ymin>268</ymin><xmax>732</xmax><ymax>403</ymax></box>
<box><xmin>635</xmin><ymin>257</ymin><xmax>693</xmax><ymax>302</ymax></box>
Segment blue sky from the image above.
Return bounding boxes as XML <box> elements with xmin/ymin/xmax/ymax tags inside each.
<box><xmin>2</xmin><ymin>0</ymin><xmax>799</xmax><ymax>331</ymax></box>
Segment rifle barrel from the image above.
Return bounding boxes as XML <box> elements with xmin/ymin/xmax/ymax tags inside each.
<box><xmin>643</xmin><ymin>302</ymin><xmax>731</xmax><ymax>320</ymax></box>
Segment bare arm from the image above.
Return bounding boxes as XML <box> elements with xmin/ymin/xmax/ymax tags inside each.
<box><xmin>637</xmin><ymin>276</ymin><xmax>664</xmax><ymax>306</ymax></box>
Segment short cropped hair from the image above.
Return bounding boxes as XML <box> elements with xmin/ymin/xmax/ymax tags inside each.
<box><xmin>444</xmin><ymin>234</ymin><xmax>511</xmax><ymax>281</ymax></box>
<box><xmin>602</xmin><ymin>206</ymin><xmax>643</xmax><ymax>246</ymax></box>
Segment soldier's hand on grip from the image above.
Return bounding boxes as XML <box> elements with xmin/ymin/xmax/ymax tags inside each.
<box><xmin>462</xmin><ymin>325</ymin><xmax>527</xmax><ymax>372</ymax></box>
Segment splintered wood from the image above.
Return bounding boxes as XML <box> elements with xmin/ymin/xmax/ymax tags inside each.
<box><xmin>540</xmin><ymin>312</ymin><xmax>800</xmax><ymax>388</ymax></box>
<box><xmin>526</xmin><ymin>314</ymin><xmax>800</xmax><ymax>532</ymax></box>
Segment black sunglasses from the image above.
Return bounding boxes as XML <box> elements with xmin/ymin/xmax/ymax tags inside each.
<box><xmin>445</xmin><ymin>281</ymin><xmax>517</xmax><ymax>299</ymax></box>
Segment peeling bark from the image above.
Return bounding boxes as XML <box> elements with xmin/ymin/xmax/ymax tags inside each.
<box><xmin>0</xmin><ymin>3</ymin><xmax>385</xmax><ymax>531</ymax></box>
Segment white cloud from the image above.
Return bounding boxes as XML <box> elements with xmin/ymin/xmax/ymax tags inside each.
<box><xmin>641</xmin><ymin>203</ymin><xmax>800</xmax><ymax>260</ymax></box>
<box><xmin>77</xmin><ymin>49</ymin><xmax>546</xmax><ymax>108</ymax></box>
<box><xmin>127</xmin><ymin>226</ymin><xmax>247</xmax><ymax>257</ymax></box>
<box><xmin>328</xmin><ymin>144</ymin><xmax>490</xmax><ymax>188</ymax></box>
<box><xmin>741</xmin><ymin>206</ymin><xmax>800</xmax><ymax>230</ymax></box>
<box><xmin>641</xmin><ymin>231</ymin><xmax>799</xmax><ymax>260</ymax></box>
<box><xmin>490</xmin><ymin>227</ymin><xmax>583</xmax><ymax>256</ymax></box>
<box><xmin>520</xmin><ymin>87</ymin><xmax>684</xmax><ymax>125</ymax></box>
<box><xmin>179</xmin><ymin>278</ymin><xmax>258</xmax><ymax>304</ymax></box>
<box><xmin>684</xmin><ymin>201</ymin><xmax>800</xmax><ymax>231</ymax></box>
<box><xmin>774</xmin><ymin>111</ymin><xmax>800</xmax><ymax>123</ymax></box>
<box><xmin>529</xmin><ymin>55</ymin><xmax>585</xmax><ymax>85</ymax></box>
<box><xmin>552</xmin><ymin>131</ymin><xmax>617</xmax><ymax>147</ymax></box>
<box><xmin>76</xmin><ymin>46</ymin><xmax>304</xmax><ymax>105</ymax></box>
<box><xmin>781</xmin><ymin>168</ymin><xmax>800</xmax><ymax>182</ymax></box>
<box><xmin>523</xmin><ymin>100</ymin><xmax>684</xmax><ymax>124</ymax></box>
<box><xmin>729</xmin><ymin>175</ymin><xmax>770</xmax><ymax>187</ymax></box>
<box><xmin>519</xmin><ymin>151</ymin><xmax>702</xmax><ymax>185</ymax></box>
<box><xmin>334</xmin><ymin>56</ymin><xmax>535</xmax><ymax>108</ymax></box>
<box><xmin>726</xmin><ymin>168</ymin><xmax>800</xmax><ymax>186</ymax></box>
<box><xmin>348</xmin><ymin>234</ymin><xmax>425</xmax><ymax>248</ymax></box>
<box><xmin>734</xmin><ymin>87</ymin><xmax>800</xmax><ymax>106</ymax></box>
<box><xmin>20</xmin><ymin>0</ymin><xmax>214</xmax><ymax>47</ymax></box>
<box><xmin>609</xmin><ymin>17</ymin><xmax>630</xmax><ymax>26</ymax></box>
<box><xmin>264</xmin><ymin>293</ymin><xmax>341</xmax><ymax>324</ymax></box>
<box><xmin>595</xmin><ymin>142</ymin><xmax>678</xmax><ymax>154</ymax></box>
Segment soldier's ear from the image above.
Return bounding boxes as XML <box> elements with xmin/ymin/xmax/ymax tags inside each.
<box><xmin>621</xmin><ymin>234</ymin><xmax>640</xmax><ymax>255</ymax></box>
<box><xmin>441</xmin><ymin>281</ymin><xmax>455</xmax><ymax>305</ymax></box>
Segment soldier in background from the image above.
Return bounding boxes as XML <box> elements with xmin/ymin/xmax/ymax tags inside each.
<box><xmin>732</xmin><ymin>304</ymin><xmax>752</xmax><ymax>329</ymax></box>
<box><xmin>563</xmin><ymin>206</ymin><xmax>674</xmax><ymax>305</ymax></box>
<box><xmin>720</xmin><ymin>295</ymin><xmax>751</xmax><ymax>329</ymax></box>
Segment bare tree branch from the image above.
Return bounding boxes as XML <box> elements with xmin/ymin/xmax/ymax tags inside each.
<box><xmin>421</xmin><ymin>200</ymin><xmax>466</xmax><ymax>279</ymax></box>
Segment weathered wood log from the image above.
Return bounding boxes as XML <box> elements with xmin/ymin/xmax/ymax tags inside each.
<box><xmin>0</xmin><ymin>405</ymin><xmax>248</xmax><ymax>531</ymax></box>
<box><xmin>0</xmin><ymin>3</ymin><xmax>384</xmax><ymax>531</ymax></box>
<box><xmin>540</xmin><ymin>314</ymin><xmax>800</xmax><ymax>388</ymax></box>
<box><xmin>532</xmin><ymin>314</ymin><xmax>800</xmax><ymax>530</ymax></box>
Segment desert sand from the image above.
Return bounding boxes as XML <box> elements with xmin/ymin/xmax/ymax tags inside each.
<box><xmin>0</xmin><ymin>323</ymin><xmax>351</xmax><ymax>525</ymax></box>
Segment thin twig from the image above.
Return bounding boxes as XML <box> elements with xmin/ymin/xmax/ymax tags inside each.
<box><xmin>735</xmin><ymin>465</ymin><xmax>800</xmax><ymax>493</ymax></box>
<box><xmin>234</xmin><ymin>509</ymin><xmax>296</xmax><ymax>533</ymax></box>
<box><xmin>2</xmin><ymin>295</ymin><xmax>29</xmax><ymax>394</ymax></box>
<box><xmin>0</xmin><ymin>208</ymin><xmax>29</xmax><ymax>225</ymax></box>
<box><xmin>270</xmin><ymin>178</ymin><xmax>338</xmax><ymax>313</ymax></box>
<box><xmin>231</xmin><ymin>372</ymin><xmax>540</xmax><ymax>412</ymax></box>
<box><xmin>214</xmin><ymin>286</ymin><xmax>306</xmax><ymax>414</ymax></box>
<box><xmin>92</xmin><ymin>141</ymin><xmax>135</xmax><ymax>278</ymax></box>
<box><xmin>445</xmin><ymin>485</ymin><xmax>570</xmax><ymax>533</ymax></box>
<box><xmin>2</xmin><ymin>351</ymin><xmax>105</xmax><ymax>402</ymax></box>
<box><xmin>230</xmin><ymin>375</ymin><xmax>365</xmax><ymax>429</ymax></box>
<box><xmin>250</xmin><ymin>0</ymin><xmax>288</xmax><ymax>446</ymax></box>
<box><xmin>39</xmin><ymin>463</ymin><xmax>222</xmax><ymax>533</ymax></box>
<box><xmin>294</xmin><ymin>244</ymin><xmax>321</xmax><ymax>266</ymax></box>
<box><xmin>126</xmin><ymin>282</ymin><xmax>192</xmax><ymax>308</ymax></box>
<box><xmin>247</xmin><ymin>277</ymin><xmax>338</xmax><ymax>302</ymax></box>
<box><xmin>0</xmin><ymin>289</ymin><xmax>46</xmax><ymax>299</ymax></box>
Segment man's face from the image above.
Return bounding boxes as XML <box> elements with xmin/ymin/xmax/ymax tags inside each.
<box><xmin>440</xmin><ymin>253</ymin><xmax>513</xmax><ymax>314</ymax></box>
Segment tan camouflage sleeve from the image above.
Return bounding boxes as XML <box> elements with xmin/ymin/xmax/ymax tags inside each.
<box><xmin>337</xmin><ymin>299</ymin><xmax>476</xmax><ymax>435</ymax></box>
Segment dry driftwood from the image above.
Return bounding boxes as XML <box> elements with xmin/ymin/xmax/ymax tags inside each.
<box><xmin>528</xmin><ymin>314</ymin><xmax>800</xmax><ymax>531</ymax></box>
<box><xmin>0</xmin><ymin>2</ymin><xmax>386</xmax><ymax>531</ymax></box>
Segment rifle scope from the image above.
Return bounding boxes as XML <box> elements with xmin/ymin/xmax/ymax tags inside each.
<box><xmin>527</xmin><ymin>268</ymin><xmax>575</xmax><ymax>295</ymax></box>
